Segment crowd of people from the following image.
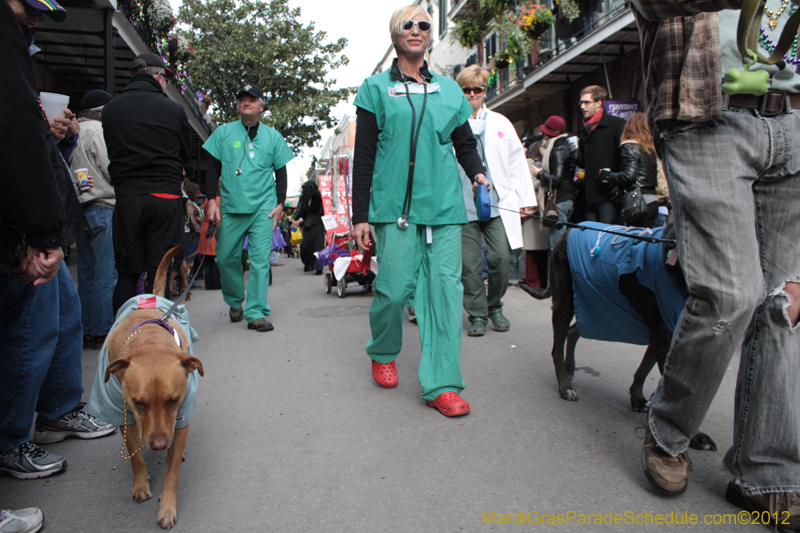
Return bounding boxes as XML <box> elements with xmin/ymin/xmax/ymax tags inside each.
<box><xmin>2</xmin><ymin>0</ymin><xmax>800</xmax><ymax>531</ymax></box>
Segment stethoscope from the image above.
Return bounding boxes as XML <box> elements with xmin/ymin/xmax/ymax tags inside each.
<box><xmin>397</xmin><ymin>80</ymin><xmax>428</xmax><ymax>230</ymax></box>
<box><xmin>235</xmin><ymin>125</ymin><xmax>254</xmax><ymax>176</ymax></box>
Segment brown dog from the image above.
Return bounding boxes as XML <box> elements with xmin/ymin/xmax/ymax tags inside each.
<box><xmin>101</xmin><ymin>245</ymin><xmax>204</xmax><ymax>529</ymax></box>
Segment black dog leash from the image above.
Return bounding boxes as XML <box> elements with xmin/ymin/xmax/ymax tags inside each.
<box><xmin>159</xmin><ymin>218</ymin><xmax>218</xmax><ymax>323</ymax></box>
<box><xmin>491</xmin><ymin>204</ymin><xmax>677</xmax><ymax>246</ymax></box>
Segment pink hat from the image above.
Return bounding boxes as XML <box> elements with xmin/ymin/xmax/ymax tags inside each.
<box><xmin>539</xmin><ymin>116</ymin><xmax>567</xmax><ymax>137</ymax></box>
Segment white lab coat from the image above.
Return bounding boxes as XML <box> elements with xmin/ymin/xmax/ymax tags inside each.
<box><xmin>466</xmin><ymin>106</ymin><xmax>537</xmax><ymax>250</ymax></box>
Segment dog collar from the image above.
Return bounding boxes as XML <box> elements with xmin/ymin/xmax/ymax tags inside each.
<box><xmin>125</xmin><ymin>318</ymin><xmax>182</xmax><ymax>348</ymax></box>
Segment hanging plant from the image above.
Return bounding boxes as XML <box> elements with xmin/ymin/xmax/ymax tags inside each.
<box><xmin>451</xmin><ymin>14</ymin><xmax>490</xmax><ymax>49</ymax></box>
<box><xmin>517</xmin><ymin>2</ymin><xmax>554</xmax><ymax>40</ymax></box>
<box><xmin>554</xmin><ymin>0</ymin><xmax>580</xmax><ymax>22</ymax></box>
<box><xmin>492</xmin><ymin>11</ymin><xmax>532</xmax><ymax>61</ymax></box>
<box><xmin>168</xmin><ymin>33</ymin><xmax>193</xmax><ymax>63</ymax></box>
<box><xmin>147</xmin><ymin>0</ymin><xmax>175</xmax><ymax>34</ymax></box>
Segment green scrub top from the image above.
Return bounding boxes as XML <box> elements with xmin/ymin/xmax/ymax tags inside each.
<box><xmin>354</xmin><ymin>70</ymin><xmax>473</xmax><ymax>225</ymax></box>
<box><xmin>203</xmin><ymin>121</ymin><xmax>295</xmax><ymax>214</ymax></box>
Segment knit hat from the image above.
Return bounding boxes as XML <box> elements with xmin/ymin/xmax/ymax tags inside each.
<box><xmin>80</xmin><ymin>89</ymin><xmax>113</xmax><ymax>111</ymax></box>
<box><xmin>539</xmin><ymin>116</ymin><xmax>567</xmax><ymax>137</ymax></box>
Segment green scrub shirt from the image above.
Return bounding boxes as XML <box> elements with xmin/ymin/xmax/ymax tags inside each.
<box><xmin>202</xmin><ymin>121</ymin><xmax>295</xmax><ymax>214</ymax></box>
<box><xmin>353</xmin><ymin>71</ymin><xmax>473</xmax><ymax>225</ymax></box>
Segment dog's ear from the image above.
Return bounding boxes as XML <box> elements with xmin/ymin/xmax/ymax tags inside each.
<box><xmin>180</xmin><ymin>354</ymin><xmax>204</xmax><ymax>377</ymax></box>
<box><xmin>105</xmin><ymin>358</ymin><xmax>130</xmax><ymax>382</ymax></box>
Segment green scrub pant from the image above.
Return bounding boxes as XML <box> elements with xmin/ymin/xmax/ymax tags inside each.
<box><xmin>461</xmin><ymin>217</ymin><xmax>512</xmax><ymax>320</ymax></box>
<box><xmin>216</xmin><ymin>208</ymin><xmax>272</xmax><ymax>322</ymax></box>
<box><xmin>367</xmin><ymin>223</ymin><xmax>465</xmax><ymax>401</ymax></box>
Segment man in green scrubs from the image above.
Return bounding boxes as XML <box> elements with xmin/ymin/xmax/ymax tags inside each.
<box><xmin>203</xmin><ymin>84</ymin><xmax>294</xmax><ymax>332</ymax></box>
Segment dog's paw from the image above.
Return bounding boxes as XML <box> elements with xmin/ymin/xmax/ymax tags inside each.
<box><xmin>132</xmin><ymin>484</ymin><xmax>153</xmax><ymax>503</ymax></box>
<box><xmin>560</xmin><ymin>388</ymin><xmax>579</xmax><ymax>401</ymax></box>
<box><xmin>157</xmin><ymin>500</ymin><xmax>177</xmax><ymax>529</ymax></box>
<box><xmin>630</xmin><ymin>397</ymin><xmax>648</xmax><ymax>412</ymax></box>
<box><xmin>689</xmin><ymin>432</ymin><xmax>718</xmax><ymax>452</ymax></box>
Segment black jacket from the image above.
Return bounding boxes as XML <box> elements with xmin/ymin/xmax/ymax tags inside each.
<box><xmin>575</xmin><ymin>109</ymin><xmax>625</xmax><ymax>205</ymax></box>
<box><xmin>102</xmin><ymin>74</ymin><xmax>191</xmax><ymax>198</ymax></box>
<box><xmin>0</xmin><ymin>4</ymin><xmax>86</xmax><ymax>275</ymax></box>
<box><xmin>608</xmin><ymin>142</ymin><xmax>657</xmax><ymax>196</ymax></box>
<box><xmin>535</xmin><ymin>137</ymin><xmax>575</xmax><ymax>204</ymax></box>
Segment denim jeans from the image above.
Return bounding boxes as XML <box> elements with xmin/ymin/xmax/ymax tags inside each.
<box><xmin>549</xmin><ymin>200</ymin><xmax>574</xmax><ymax>250</ymax></box>
<box><xmin>648</xmin><ymin>109</ymin><xmax>800</xmax><ymax>495</ymax></box>
<box><xmin>0</xmin><ymin>262</ymin><xmax>83</xmax><ymax>452</ymax></box>
<box><xmin>77</xmin><ymin>205</ymin><xmax>117</xmax><ymax>336</ymax></box>
<box><xmin>584</xmin><ymin>201</ymin><xmax>617</xmax><ymax>224</ymax></box>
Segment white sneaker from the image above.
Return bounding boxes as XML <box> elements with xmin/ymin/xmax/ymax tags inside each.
<box><xmin>0</xmin><ymin>508</ymin><xmax>44</xmax><ymax>533</ymax></box>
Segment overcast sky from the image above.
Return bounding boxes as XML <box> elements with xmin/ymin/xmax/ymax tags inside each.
<box><xmin>283</xmin><ymin>0</ymin><xmax>409</xmax><ymax>195</ymax></box>
<box><xmin>169</xmin><ymin>0</ymin><xmax>412</xmax><ymax>196</ymax></box>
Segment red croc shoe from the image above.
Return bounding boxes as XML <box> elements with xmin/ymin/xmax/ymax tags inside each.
<box><xmin>372</xmin><ymin>361</ymin><xmax>398</xmax><ymax>388</ymax></box>
<box><xmin>426</xmin><ymin>391</ymin><xmax>471</xmax><ymax>417</ymax></box>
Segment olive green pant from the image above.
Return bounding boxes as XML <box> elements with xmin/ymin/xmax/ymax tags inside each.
<box><xmin>461</xmin><ymin>217</ymin><xmax>512</xmax><ymax>321</ymax></box>
<box><xmin>366</xmin><ymin>223</ymin><xmax>465</xmax><ymax>401</ymax></box>
<box><xmin>215</xmin><ymin>209</ymin><xmax>272</xmax><ymax>323</ymax></box>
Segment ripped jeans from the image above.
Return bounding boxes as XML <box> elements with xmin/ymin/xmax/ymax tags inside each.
<box><xmin>648</xmin><ymin>108</ymin><xmax>800</xmax><ymax>496</ymax></box>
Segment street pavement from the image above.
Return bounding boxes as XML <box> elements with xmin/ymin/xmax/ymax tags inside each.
<box><xmin>0</xmin><ymin>255</ymin><xmax>786</xmax><ymax>532</ymax></box>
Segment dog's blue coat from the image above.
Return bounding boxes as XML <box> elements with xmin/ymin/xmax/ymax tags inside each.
<box><xmin>566</xmin><ymin>222</ymin><xmax>688</xmax><ymax>345</ymax></box>
<box><xmin>88</xmin><ymin>295</ymin><xmax>200</xmax><ymax>429</ymax></box>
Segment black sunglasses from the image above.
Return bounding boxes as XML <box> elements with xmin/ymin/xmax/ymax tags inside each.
<box><xmin>462</xmin><ymin>87</ymin><xmax>486</xmax><ymax>95</ymax></box>
<box><xmin>23</xmin><ymin>3</ymin><xmax>47</xmax><ymax>21</ymax></box>
<box><xmin>402</xmin><ymin>20</ymin><xmax>432</xmax><ymax>32</ymax></box>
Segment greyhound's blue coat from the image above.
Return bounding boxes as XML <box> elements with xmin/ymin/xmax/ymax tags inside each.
<box><xmin>567</xmin><ymin>222</ymin><xmax>688</xmax><ymax>345</ymax></box>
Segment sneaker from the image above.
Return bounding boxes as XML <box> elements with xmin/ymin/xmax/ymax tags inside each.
<box><xmin>467</xmin><ymin>318</ymin><xmax>487</xmax><ymax>337</ymax></box>
<box><xmin>725</xmin><ymin>482</ymin><xmax>800</xmax><ymax>533</ymax></box>
<box><xmin>408</xmin><ymin>306</ymin><xmax>417</xmax><ymax>324</ymax></box>
<box><xmin>0</xmin><ymin>508</ymin><xmax>44</xmax><ymax>533</ymax></box>
<box><xmin>0</xmin><ymin>442</ymin><xmax>66</xmax><ymax>480</ymax></box>
<box><xmin>247</xmin><ymin>318</ymin><xmax>274</xmax><ymax>332</ymax></box>
<box><xmin>488</xmin><ymin>309</ymin><xmax>510</xmax><ymax>332</ymax></box>
<box><xmin>640</xmin><ymin>426</ymin><xmax>692</xmax><ymax>496</ymax></box>
<box><xmin>33</xmin><ymin>403</ymin><xmax>117</xmax><ymax>445</ymax></box>
<box><xmin>229</xmin><ymin>307</ymin><xmax>244</xmax><ymax>322</ymax></box>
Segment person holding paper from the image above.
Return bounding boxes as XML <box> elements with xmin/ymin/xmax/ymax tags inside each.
<box><xmin>203</xmin><ymin>84</ymin><xmax>294</xmax><ymax>332</ymax></box>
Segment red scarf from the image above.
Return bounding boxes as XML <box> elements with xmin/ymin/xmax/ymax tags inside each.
<box><xmin>583</xmin><ymin>106</ymin><xmax>603</xmax><ymax>134</ymax></box>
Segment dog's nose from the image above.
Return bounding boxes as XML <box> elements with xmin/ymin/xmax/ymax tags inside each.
<box><xmin>149</xmin><ymin>436</ymin><xmax>169</xmax><ymax>451</ymax></box>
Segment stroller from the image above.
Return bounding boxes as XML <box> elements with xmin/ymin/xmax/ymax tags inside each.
<box><xmin>319</xmin><ymin>229</ymin><xmax>376</xmax><ymax>298</ymax></box>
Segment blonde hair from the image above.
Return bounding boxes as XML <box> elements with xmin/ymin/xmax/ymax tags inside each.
<box><xmin>456</xmin><ymin>65</ymin><xmax>489</xmax><ymax>88</ymax></box>
<box><xmin>389</xmin><ymin>5</ymin><xmax>432</xmax><ymax>39</ymax></box>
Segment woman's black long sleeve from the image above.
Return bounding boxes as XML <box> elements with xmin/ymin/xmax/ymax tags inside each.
<box><xmin>353</xmin><ymin>109</ymin><xmax>486</xmax><ymax>224</ymax></box>
<box><xmin>352</xmin><ymin>107</ymin><xmax>378</xmax><ymax>224</ymax></box>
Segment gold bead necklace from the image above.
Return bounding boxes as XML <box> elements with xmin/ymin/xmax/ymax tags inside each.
<box><xmin>120</xmin><ymin>400</ymin><xmax>144</xmax><ymax>460</ymax></box>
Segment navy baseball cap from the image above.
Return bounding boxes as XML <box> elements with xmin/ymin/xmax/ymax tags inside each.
<box><xmin>131</xmin><ymin>52</ymin><xmax>176</xmax><ymax>79</ymax></box>
<box><xmin>237</xmin><ymin>84</ymin><xmax>264</xmax><ymax>99</ymax></box>
<box><xmin>24</xmin><ymin>0</ymin><xmax>67</xmax><ymax>22</ymax></box>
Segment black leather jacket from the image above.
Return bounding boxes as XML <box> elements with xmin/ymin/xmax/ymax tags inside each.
<box><xmin>608</xmin><ymin>142</ymin><xmax>657</xmax><ymax>196</ymax></box>
<box><xmin>535</xmin><ymin>137</ymin><xmax>575</xmax><ymax>204</ymax></box>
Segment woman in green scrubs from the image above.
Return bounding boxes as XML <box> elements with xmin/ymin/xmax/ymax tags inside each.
<box><xmin>352</xmin><ymin>4</ymin><xmax>490</xmax><ymax>417</ymax></box>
